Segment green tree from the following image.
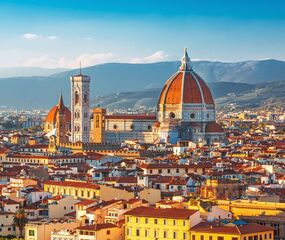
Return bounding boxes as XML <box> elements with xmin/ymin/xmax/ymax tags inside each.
<box><xmin>13</xmin><ymin>209</ymin><xmax>27</xmax><ymax>239</ymax></box>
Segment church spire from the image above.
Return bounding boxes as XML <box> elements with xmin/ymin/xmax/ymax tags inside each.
<box><xmin>58</xmin><ymin>91</ymin><xmax>64</xmax><ymax>108</ymax></box>
<box><xmin>179</xmin><ymin>48</ymin><xmax>192</xmax><ymax>71</ymax></box>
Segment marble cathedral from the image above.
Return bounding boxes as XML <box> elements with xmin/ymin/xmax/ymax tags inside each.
<box><xmin>44</xmin><ymin>49</ymin><xmax>224</xmax><ymax>146</ymax></box>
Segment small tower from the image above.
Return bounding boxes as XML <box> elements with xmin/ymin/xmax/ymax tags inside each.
<box><xmin>70</xmin><ymin>66</ymin><xmax>90</xmax><ymax>143</ymax></box>
<box><xmin>56</xmin><ymin>92</ymin><xmax>68</xmax><ymax>145</ymax></box>
<box><xmin>92</xmin><ymin>108</ymin><xmax>106</xmax><ymax>143</ymax></box>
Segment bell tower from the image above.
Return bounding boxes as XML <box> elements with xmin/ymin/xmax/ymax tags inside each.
<box><xmin>70</xmin><ymin>67</ymin><xmax>90</xmax><ymax>143</ymax></box>
<box><xmin>56</xmin><ymin>92</ymin><xmax>67</xmax><ymax>145</ymax></box>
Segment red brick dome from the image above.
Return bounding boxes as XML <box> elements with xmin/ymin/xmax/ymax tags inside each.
<box><xmin>45</xmin><ymin>94</ymin><xmax>71</xmax><ymax>123</ymax></box>
<box><xmin>158</xmin><ymin>49</ymin><xmax>214</xmax><ymax>105</ymax></box>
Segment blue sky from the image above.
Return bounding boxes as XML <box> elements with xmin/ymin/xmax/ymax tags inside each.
<box><xmin>0</xmin><ymin>0</ymin><xmax>284</xmax><ymax>68</ymax></box>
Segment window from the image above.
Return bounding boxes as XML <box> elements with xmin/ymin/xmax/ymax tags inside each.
<box><xmin>173</xmin><ymin>232</ymin><xmax>177</xmax><ymax>239</ymax></box>
<box><xmin>75</xmin><ymin>91</ymin><xmax>79</xmax><ymax>104</ymax></box>
<box><xmin>190</xmin><ymin>113</ymin><xmax>195</xmax><ymax>119</ymax></box>
<box><xmin>210</xmin><ymin>236</ymin><xmax>213</xmax><ymax>240</ymax></box>
<box><xmin>145</xmin><ymin>230</ymin><xmax>148</xmax><ymax>237</ymax></box>
<box><xmin>218</xmin><ymin>237</ymin><xmax>224</xmax><ymax>240</ymax></box>
<box><xmin>173</xmin><ymin>219</ymin><xmax>176</xmax><ymax>225</ymax></box>
<box><xmin>113</xmin><ymin>124</ymin><xmax>118</xmax><ymax>130</ymax></box>
<box><xmin>169</xmin><ymin>112</ymin><xmax>175</xmax><ymax>119</ymax></box>
<box><xmin>164</xmin><ymin>231</ymin><xmax>167</xmax><ymax>238</ymax></box>
<box><xmin>164</xmin><ymin>219</ymin><xmax>167</xmax><ymax>225</ymax></box>
<box><xmin>192</xmin><ymin>235</ymin><xmax>196</xmax><ymax>240</ymax></box>
<box><xmin>159</xmin><ymin>169</ymin><xmax>162</xmax><ymax>174</ymax></box>
<box><xmin>29</xmin><ymin>230</ymin><xmax>35</xmax><ymax>236</ymax></box>
<box><xmin>136</xmin><ymin>218</ymin><xmax>139</xmax><ymax>223</ymax></box>
<box><xmin>127</xmin><ymin>228</ymin><xmax>130</xmax><ymax>236</ymax></box>
<box><xmin>145</xmin><ymin>218</ymin><xmax>148</xmax><ymax>224</ymax></box>
<box><xmin>154</xmin><ymin>230</ymin><xmax>157</xmax><ymax>238</ymax></box>
<box><xmin>107</xmin><ymin>230</ymin><xmax>110</xmax><ymax>235</ymax></box>
<box><xmin>232</xmin><ymin>238</ymin><xmax>238</xmax><ymax>240</ymax></box>
<box><xmin>183</xmin><ymin>232</ymin><xmax>187</xmax><ymax>240</ymax></box>
<box><xmin>136</xmin><ymin>229</ymin><xmax>140</xmax><ymax>236</ymax></box>
<box><xmin>154</xmin><ymin>219</ymin><xmax>158</xmax><ymax>224</ymax></box>
<box><xmin>269</xmin><ymin>234</ymin><xmax>272</xmax><ymax>239</ymax></box>
<box><xmin>201</xmin><ymin>235</ymin><xmax>204</xmax><ymax>240</ymax></box>
<box><xmin>95</xmin><ymin>115</ymin><xmax>100</xmax><ymax>128</ymax></box>
<box><xmin>130</xmin><ymin>124</ymin><xmax>134</xmax><ymax>130</ymax></box>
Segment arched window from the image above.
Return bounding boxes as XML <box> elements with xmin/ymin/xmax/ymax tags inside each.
<box><xmin>169</xmin><ymin>112</ymin><xmax>175</xmax><ymax>119</ymax></box>
<box><xmin>95</xmin><ymin>115</ymin><xmax>100</xmax><ymax>128</ymax></box>
<box><xmin>75</xmin><ymin>91</ymin><xmax>79</xmax><ymax>105</ymax></box>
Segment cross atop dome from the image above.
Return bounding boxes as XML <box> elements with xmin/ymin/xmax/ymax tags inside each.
<box><xmin>179</xmin><ymin>48</ymin><xmax>192</xmax><ymax>71</ymax></box>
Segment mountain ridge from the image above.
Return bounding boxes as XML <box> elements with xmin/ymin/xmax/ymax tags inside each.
<box><xmin>0</xmin><ymin>59</ymin><xmax>284</xmax><ymax>108</ymax></box>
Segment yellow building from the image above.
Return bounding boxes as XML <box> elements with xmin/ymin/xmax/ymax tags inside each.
<box><xmin>44</xmin><ymin>180</ymin><xmax>100</xmax><ymax>199</ymax></box>
<box><xmin>124</xmin><ymin>206</ymin><xmax>201</xmax><ymax>240</ymax></box>
<box><xmin>216</xmin><ymin>200</ymin><xmax>285</xmax><ymax>239</ymax></box>
<box><xmin>191</xmin><ymin>222</ymin><xmax>274</xmax><ymax>240</ymax></box>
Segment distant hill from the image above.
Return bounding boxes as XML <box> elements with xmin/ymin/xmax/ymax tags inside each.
<box><xmin>216</xmin><ymin>80</ymin><xmax>285</xmax><ymax>109</ymax></box>
<box><xmin>95</xmin><ymin>82</ymin><xmax>255</xmax><ymax>110</ymax></box>
<box><xmin>0</xmin><ymin>67</ymin><xmax>67</xmax><ymax>78</ymax></box>
<box><xmin>0</xmin><ymin>59</ymin><xmax>284</xmax><ymax>108</ymax></box>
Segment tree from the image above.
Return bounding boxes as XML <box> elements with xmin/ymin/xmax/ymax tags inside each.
<box><xmin>13</xmin><ymin>209</ymin><xmax>28</xmax><ymax>239</ymax></box>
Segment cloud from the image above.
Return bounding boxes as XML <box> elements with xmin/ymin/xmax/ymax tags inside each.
<box><xmin>75</xmin><ymin>53</ymin><xmax>119</xmax><ymax>66</ymax></box>
<box><xmin>82</xmin><ymin>37</ymin><xmax>93</xmax><ymax>40</ymax></box>
<box><xmin>131</xmin><ymin>50</ymin><xmax>169</xmax><ymax>63</ymax></box>
<box><xmin>46</xmin><ymin>35</ymin><xmax>58</xmax><ymax>40</ymax></box>
<box><xmin>22</xmin><ymin>52</ymin><xmax>120</xmax><ymax>68</ymax></box>
<box><xmin>21</xmin><ymin>33</ymin><xmax>58</xmax><ymax>40</ymax></box>
<box><xmin>21</xmin><ymin>51</ymin><xmax>172</xmax><ymax>68</ymax></box>
<box><xmin>22</xmin><ymin>33</ymin><xmax>42</xmax><ymax>40</ymax></box>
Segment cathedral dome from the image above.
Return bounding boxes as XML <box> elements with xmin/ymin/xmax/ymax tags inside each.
<box><xmin>45</xmin><ymin>95</ymin><xmax>71</xmax><ymax>123</ymax></box>
<box><xmin>158</xmin><ymin>49</ymin><xmax>214</xmax><ymax>105</ymax></box>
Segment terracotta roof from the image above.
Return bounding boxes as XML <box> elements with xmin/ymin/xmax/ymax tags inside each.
<box><xmin>191</xmin><ymin>223</ymin><xmax>274</xmax><ymax>235</ymax></box>
<box><xmin>75</xmin><ymin>199</ymin><xmax>97</xmax><ymax>206</ymax></box>
<box><xmin>45</xmin><ymin>105</ymin><xmax>71</xmax><ymax>123</ymax></box>
<box><xmin>205</xmin><ymin>122</ymin><xmax>224</xmax><ymax>133</ymax></box>
<box><xmin>105</xmin><ymin>114</ymin><xmax>156</xmax><ymax>120</ymax></box>
<box><xmin>140</xmin><ymin>163</ymin><xmax>189</xmax><ymax>169</ymax></box>
<box><xmin>125</xmin><ymin>206</ymin><xmax>197</xmax><ymax>219</ymax></box>
<box><xmin>158</xmin><ymin>51</ymin><xmax>214</xmax><ymax>105</ymax></box>
<box><xmin>76</xmin><ymin>223</ymin><xmax>117</xmax><ymax>231</ymax></box>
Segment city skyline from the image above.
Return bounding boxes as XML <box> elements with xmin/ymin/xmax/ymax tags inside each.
<box><xmin>0</xmin><ymin>0</ymin><xmax>284</xmax><ymax>68</ymax></box>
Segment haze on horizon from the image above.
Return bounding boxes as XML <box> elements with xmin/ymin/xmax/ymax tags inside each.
<box><xmin>0</xmin><ymin>0</ymin><xmax>285</xmax><ymax>69</ymax></box>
